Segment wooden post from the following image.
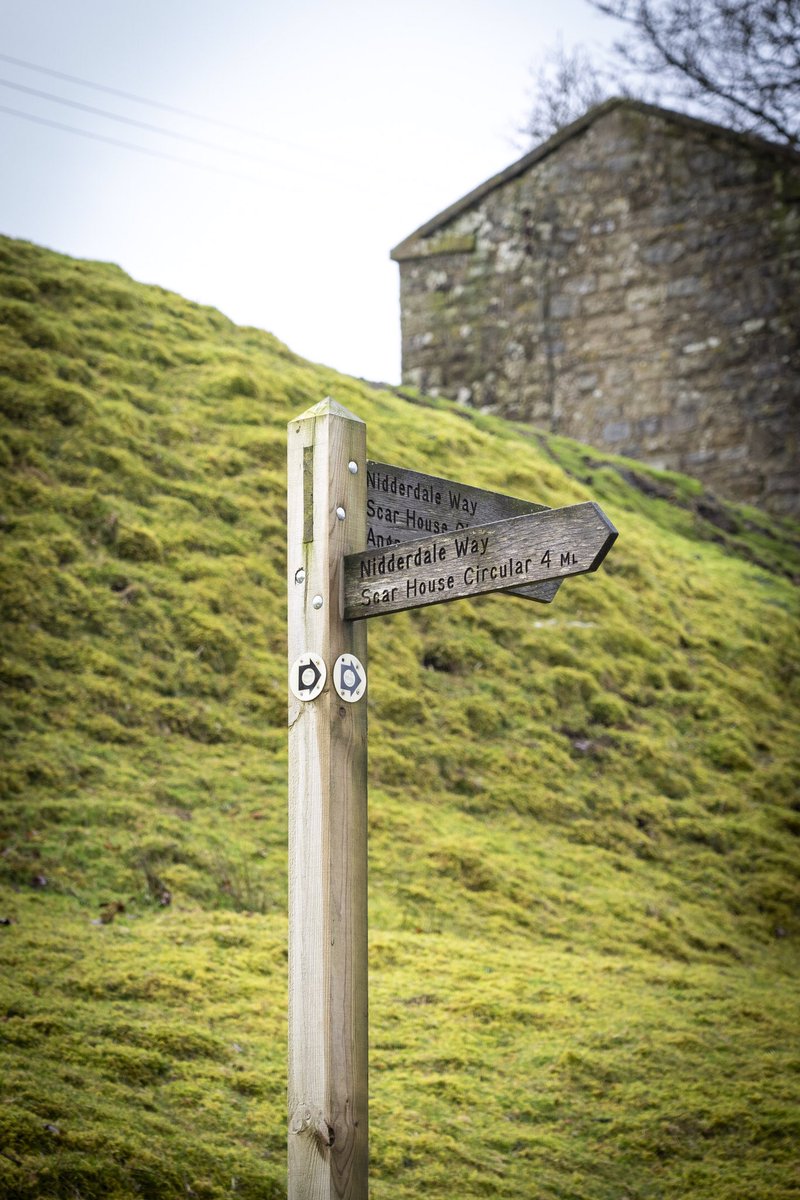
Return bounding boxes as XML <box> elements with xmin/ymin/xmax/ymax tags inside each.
<box><xmin>287</xmin><ymin>398</ymin><xmax>369</xmax><ymax>1200</ymax></box>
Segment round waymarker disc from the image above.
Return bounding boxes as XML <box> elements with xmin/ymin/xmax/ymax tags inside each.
<box><xmin>333</xmin><ymin>654</ymin><xmax>367</xmax><ymax>703</ymax></box>
<box><xmin>290</xmin><ymin>652</ymin><xmax>327</xmax><ymax>702</ymax></box>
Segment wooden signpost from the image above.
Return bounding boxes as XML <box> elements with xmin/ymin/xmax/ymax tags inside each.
<box><xmin>287</xmin><ymin>398</ymin><xmax>617</xmax><ymax>1199</ymax></box>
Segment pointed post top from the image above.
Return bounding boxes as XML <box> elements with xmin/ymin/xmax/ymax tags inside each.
<box><xmin>291</xmin><ymin>396</ymin><xmax>365</xmax><ymax>425</ymax></box>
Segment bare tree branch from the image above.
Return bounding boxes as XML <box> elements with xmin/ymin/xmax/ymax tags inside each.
<box><xmin>588</xmin><ymin>0</ymin><xmax>800</xmax><ymax>145</ymax></box>
<box><xmin>520</xmin><ymin>1</ymin><xmax>799</xmax><ymax>147</ymax></box>
<box><xmin>518</xmin><ymin>39</ymin><xmax>610</xmax><ymax>145</ymax></box>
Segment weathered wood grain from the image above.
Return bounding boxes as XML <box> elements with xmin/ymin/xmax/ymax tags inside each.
<box><xmin>344</xmin><ymin>501</ymin><xmax>617</xmax><ymax>620</ymax></box>
<box><xmin>287</xmin><ymin>399</ymin><xmax>368</xmax><ymax>1199</ymax></box>
<box><xmin>367</xmin><ymin>460</ymin><xmax>560</xmax><ymax>604</ymax></box>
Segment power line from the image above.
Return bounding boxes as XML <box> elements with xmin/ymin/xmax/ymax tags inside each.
<box><xmin>0</xmin><ymin>76</ymin><xmax>320</xmax><ymax>175</ymax></box>
<box><xmin>0</xmin><ymin>51</ymin><xmax>359</xmax><ymax>167</ymax></box>
<box><xmin>0</xmin><ymin>103</ymin><xmax>279</xmax><ymax>186</ymax></box>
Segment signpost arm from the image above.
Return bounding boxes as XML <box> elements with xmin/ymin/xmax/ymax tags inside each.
<box><xmin>287</xmin><ymin>398</ymin><xmax>369</xmax><ymax>1200</ymax></box>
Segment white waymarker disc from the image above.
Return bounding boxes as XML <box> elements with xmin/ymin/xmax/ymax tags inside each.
<box><xmin>333</xmin><ymin>654</ymin><xmax>367</xmax><ymax>703</ymax></box>
<box><xmin>289</xmin><ymin>652</ymin><xmax>327</xmax><ymax>702</ymax></box>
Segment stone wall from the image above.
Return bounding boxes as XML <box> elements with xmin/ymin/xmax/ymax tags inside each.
<box><xmin>392</xmin><ymin>101</ymin><xmax>800</xmax><ymax>517</ymax></box>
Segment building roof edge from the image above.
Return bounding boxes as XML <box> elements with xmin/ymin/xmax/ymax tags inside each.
<box><xmin>390</xmin><ymin>97</ymin><xmax>800</xmax><ymax>262</ymax></box>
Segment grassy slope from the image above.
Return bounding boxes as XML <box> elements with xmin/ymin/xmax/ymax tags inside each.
<box><xmin>1</xmin><ymin>233</ymin><xmax>799</xmax><ymax>1200</ymax></box>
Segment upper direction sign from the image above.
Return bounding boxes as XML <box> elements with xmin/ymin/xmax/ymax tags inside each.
<box><xmin>367</xmin><ymin>461</ymin><xmax>559</xmax><ymax>605</ymax></box>
<box><xmin>344</xmin><ymin>501</ymin><xmax>617</xmax><ymax>620</ymax></box>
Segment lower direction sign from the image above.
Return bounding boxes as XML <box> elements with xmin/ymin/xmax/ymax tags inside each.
<box><xmin>367</xmin><ymin>460</ymin><xmax>559</xmax><ymax>605</ymax></box>
<box><xmin>344</xmin><ymin>500</ymin><xmax>617</xmax><ymax>620</ymax></box>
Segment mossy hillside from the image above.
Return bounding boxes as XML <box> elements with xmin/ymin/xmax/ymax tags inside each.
<box><xmin>1</xmin><ymin>232</ymin><xmax>799</xmax><ymax>1199</ymax></box>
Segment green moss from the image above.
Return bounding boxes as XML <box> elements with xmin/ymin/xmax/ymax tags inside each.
<box><xmin>173</xmin><ymin>612</ymin><xmax>240</xmax><ymax>674</ymax></box>
<box><xmin>0</xmin><ymin>232</ymin><xmax>798</xmax><ymax>1200</ymax></box>
<box><xmin>589</xmin><ymin>692</ymin><xmax>629</xmax><ymax>726</ymax></box>
<box><xmin>114</xmin><ymin>524</ymin><xmax>163</xmax><ymax>562</ymax></box>
<box><xmin>704</xmin><ymin>730</ymin><xmax>755</xmax><ymax>771</ymax></box>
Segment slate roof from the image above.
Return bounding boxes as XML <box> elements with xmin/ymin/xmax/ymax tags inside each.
<box><xmin>390</xmin><ymin>97</ymin><xmax>800</xmax><ymax>262</ymax></box>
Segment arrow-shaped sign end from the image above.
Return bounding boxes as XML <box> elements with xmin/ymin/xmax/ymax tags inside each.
<box><xmin>587</xmin><ymin>501</ymin><xmax>618</xmax><ymax>572</ymax></box>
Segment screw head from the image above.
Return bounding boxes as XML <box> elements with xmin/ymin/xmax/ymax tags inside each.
<box><xmin>336</xmin><ymin>507</ymin><xmax>346</xmax><ymax>521</ymax></box>
<box><xmin>348</xmin><ymin>461</ymin><xmax>358</xmax><ymax>474</ymax></box>
<box><xmin>312</xmin><ymin>595</ymin><xmax>323</xmax><ymax>610</ymax></box>
<box><xmin>294</xmin><ymin>568</ymin><xmax>305</xmax><ymax>585</ymax></box>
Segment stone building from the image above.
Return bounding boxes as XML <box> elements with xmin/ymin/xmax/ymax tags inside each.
<box><xmin>391</xmin><ymin>99</ymin><xmax>800</xmax><ymax>516</ymax></box>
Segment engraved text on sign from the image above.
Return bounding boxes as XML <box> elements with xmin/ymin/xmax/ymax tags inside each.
<box><xmin>344</xmin><ymin>501</ymin><xmax>617</xmax><ymax>619</ymax></box>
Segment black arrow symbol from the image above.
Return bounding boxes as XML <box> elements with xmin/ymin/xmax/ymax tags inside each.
<box><xmin>338</xmin><ymin>658</ymin><xmax>362</xmax><ymax>698</ymax></box>
<box><xmin>297</xmin><ymin>658</ymin><xmax>323</xmax><ymax>694</ymax></box>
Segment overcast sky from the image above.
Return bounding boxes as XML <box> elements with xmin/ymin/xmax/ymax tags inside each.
<box><xmin>1</xmin><ymin>0</ymin><xmax>616</xmax><ymax>383</ymax></box>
